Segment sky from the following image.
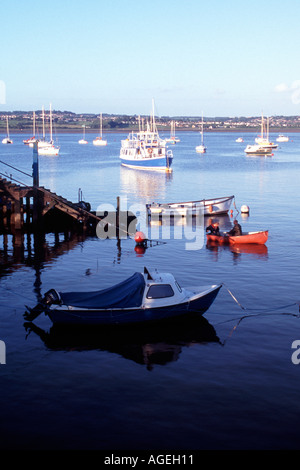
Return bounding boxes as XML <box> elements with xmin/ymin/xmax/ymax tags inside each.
<box><xmin>1</xmin><ymin>0</ymin><xmax>300</xmax><ymax>117</ymax></box>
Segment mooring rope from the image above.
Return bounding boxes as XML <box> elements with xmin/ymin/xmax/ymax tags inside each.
<box><xmin>222</xmin><ymin>282</ymin><xmax>300</xmax><ymax>313</ymax></box>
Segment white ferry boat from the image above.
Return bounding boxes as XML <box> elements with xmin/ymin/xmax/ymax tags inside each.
<box><xmin>120</xmin><ymin>102</ymin><xmax>173</xmax><ymax>171</ymax></box>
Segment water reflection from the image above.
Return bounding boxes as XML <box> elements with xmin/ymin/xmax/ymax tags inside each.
<box><xmin>206</xmin><ymin>240</ymin><xmax>268</xmax><ymax>261</ymax></box>
<box><xmin>120</xmin><ymin>166</ymin><xmax>173</xmax><ymax>203</ymax></box>
<box><xmin>24</xmin><ymin>315</ymin><xmax>221</xmax><ymax>370</ymax></box>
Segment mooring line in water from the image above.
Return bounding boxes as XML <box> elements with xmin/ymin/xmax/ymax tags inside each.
<box><xmin>222</xmin><ymin>283</ymin><xmax>300</xmax><ymax>313</ymax></box>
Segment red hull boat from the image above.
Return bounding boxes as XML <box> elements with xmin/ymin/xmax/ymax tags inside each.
<box><xmin>207</xmin><ymin>230</ymin><xmax>268</xmax><ymax>245</ymax></box>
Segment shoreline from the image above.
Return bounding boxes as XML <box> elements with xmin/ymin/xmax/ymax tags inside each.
<box><xmin>3</xmin><ymin>127</ymin><xmax>299</xmax><ymax>135</ymax></box>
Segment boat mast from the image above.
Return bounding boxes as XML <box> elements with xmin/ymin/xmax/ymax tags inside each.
<box><xmin>201</xmin><ymin>112</ymin><xmax>204</xmax><ymax>145</ymax></box>
<box><xmin>151</xmin><ymin>98</ymin><xmax>156</xmax><ymax>133</ymax></box>
<box><xmin>42</xmin><ymin>106</ymin><xmax>45</xmax><ymax>141</ymax></box>
<box><xmin>50</xmin><ymin>103</ymin><xmax>53</xmax><ymax>143</ymax></box>
<box><xmin>6</xmin><ymin>116</ymin><xmax>9</xmax><ymax>138</ymax></box>
<box><xmin>100</xmin><ymin>113</ymin><xmax>102</xmax><ymax>138</ymax></box>
<box><xmin>33</xmin><ymin>111</ymin><xmax>35</xmax><ymax>136</ymax></box>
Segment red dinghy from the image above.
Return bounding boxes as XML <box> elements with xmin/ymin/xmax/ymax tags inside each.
<box><xmin>228</xmin><ymin>230</ymin><xmax>268</xmax><ymax>245</ymax></box>
<box><xmin>207</xmin><ymin>230</ymin><xmax>268</xmax><ymax>245</ymax></box>
<box><xmin>206</xmin><ymin>234</ymin><xmax>228</xmax><ymax>244</ymax></box>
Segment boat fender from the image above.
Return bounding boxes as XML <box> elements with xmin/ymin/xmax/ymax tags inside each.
<box><xmin>241</xmin><ymin>205</ymin><xmax>249</xmax><ymax>213</ymax></box>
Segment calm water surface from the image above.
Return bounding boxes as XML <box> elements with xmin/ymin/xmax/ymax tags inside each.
<box><xmin>1</xmin><ymin>130</ymin><xmax>300</xmax><ymax>450</ymax></box>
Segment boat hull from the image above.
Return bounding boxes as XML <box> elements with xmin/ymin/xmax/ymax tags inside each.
<box><xmin>120</xmin><ymin>155</ymin><xmax>172</xmax><ymax>171</ymax></box>
<box><xmin>47</xmin><ymin>285</ymin><xmax>222</xmax><ymax>326</ymax></box>
<box><xmin>147</xmin><ymin>196</ymin><xmax>234</xmax><ymax>217</ymax></box>
<box><xmin>207</xmin><ymin>230</ymin><xmax>268</xmax><ymax>245</ymax></box>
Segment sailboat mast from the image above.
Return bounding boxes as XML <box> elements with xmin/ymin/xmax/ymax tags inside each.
<box><xmin>6</xmin><ymin>116</ymin><xmax>9</xmax><ymax>138</ymax></box>
<box><xmin>50</xmin><ymin>103</ymin><xmax>53</xmax><ymax>142</ymax></box>
<box><xmin>152</xmin><ymin>99</ymin><xmax>155</xmax><ymax>132</ymax></box>
<box><xmin>42</xmin><ymin>106</ymin><xmax>45</xmax><ymax>141</ymax></box>
<box><xmin>33</xmin><ymin>111</ymin><xmax>35</xmax><ymax>136</ymax></box>
<box><xmin>100</xmin><ymin>113</ymin><xmax>102</xmax><ymax>138</ymax></box>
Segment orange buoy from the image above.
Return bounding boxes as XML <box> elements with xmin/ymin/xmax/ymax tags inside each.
<box><xmin>135</xmin><ymin>245</ymin><xmax>146</xmax><ymax>255</ymax></box>
<box><xmin>134</xmin><ymin>231</ymin><xmax>146</xmax><ymax>244</ymax></box>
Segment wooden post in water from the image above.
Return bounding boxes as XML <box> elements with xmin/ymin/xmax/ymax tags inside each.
<box><xmin>32</xmin><ymin>142</ymin><xmax>43</xmax><ymax>229</ymax></box>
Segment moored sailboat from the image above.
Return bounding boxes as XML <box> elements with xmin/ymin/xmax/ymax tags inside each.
<box><xmin>23</xmin><ymin>111</ymin><xmax>37</xmax><ymax>145</ymax></box>
<box><xmin>165</xmin><ymin>121</ymin><xmax>180</xmax><ymax>144</ymax></box>
<box><xmin>93</xmin><ymin>113</ymin><xmax>107</xmax><ymax>146</ymax></box>
<box><xmin>195</xmin><ymin>113</ymin><xmax>206</xmax><ymax>153</ymax></box>
<box><xmin>78</xmin><ymin>124</ymin><xmax>88</xmax><ymax>144</ymax></box>
<box><xmin>38</xmin><ymin>104</ymin><xmax>60</xmax><ymax>155</ymax></box>
<box><xmin>2</xmin><ymin>116</ymin><xmax>13</xmax><ymax>144</ymax></box>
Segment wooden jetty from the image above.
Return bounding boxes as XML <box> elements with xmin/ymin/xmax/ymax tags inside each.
<box><xmin>0</xmin><ymin>144</ymin><xmax>136</xmax><ymax>237</ymax></box>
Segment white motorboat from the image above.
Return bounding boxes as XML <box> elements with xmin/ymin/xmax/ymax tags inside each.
<box><xmin>146</xmin><ymin>195</ymin><xmax>234</xmax><ymax>218</ymax></box>
<box><xmin>236</xmin><ymin>137</ymin><xmax>244</xmax><ymax>142</ymax></box>
<box><xmin>276</xmin><ymin>134</ymin><xmax>289</xmax><ymax>142</ymax></box>
<box><xmin>244</xmin><ymin>144</ymin><xmax>273</xmax><ymax>155</ymax></box>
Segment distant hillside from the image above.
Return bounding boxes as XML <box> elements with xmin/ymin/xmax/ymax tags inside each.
<box><xmin>0</xmin><ymin>111</ymin><xmax>299</xmax><ymax>133</ymax></box>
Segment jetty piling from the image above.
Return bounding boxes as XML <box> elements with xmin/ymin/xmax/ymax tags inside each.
<box><xmin>0</xmin><ymin>145</ymin><xmax>136</xmax><ymax>237</ymax></box>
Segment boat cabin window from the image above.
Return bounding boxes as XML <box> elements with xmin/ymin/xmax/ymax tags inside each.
<box><xmin>146</xmin><ymin>284</ymin><xmax>175</xmax><ymax>299</ymax></box>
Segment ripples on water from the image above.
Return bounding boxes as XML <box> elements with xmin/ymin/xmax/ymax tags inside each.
<box><xmin>1</xmin><ymin>131</ymin><xmax>300</xmax><ymax>450</ymax></box>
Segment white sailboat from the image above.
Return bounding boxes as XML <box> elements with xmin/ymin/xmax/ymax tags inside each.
<box><xmin>255</xmin><ymin>114</ymin><xmax>277</xmax><ymax>149</ymax></box>
<box><xmin>165</xmin><ymin>121</ymin><xmax>180</xmax><ymax>144</ymax></box>
<box><xmin>79</xmin><ymin>124</ymin><xmax>88</xmax><ymax>144</ymax></box>
<box><xmin>93</xmin><ymin>113</ymin><xmax>107</xmax><ymax>146</ymax></box>
<box><xmin>38</xmin><ymin>104</ymin><xmax>60</xmax><ymax>155</ymax></box>
<box><xmin>24</xmin><ymin>111</ymin><xmax>37</xmax><ymax>146</ymax></box>
<box><xmin>2</xmin><ymin>116</ymin><xmax>13</xmax><ymax>144</ymax></box>
<box><xmin>195</xmin><ymin>113</ymin><xmax>206</xmax><ymax>153</ymax></box>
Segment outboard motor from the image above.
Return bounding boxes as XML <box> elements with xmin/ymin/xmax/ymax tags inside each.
<box><xmin>24</xmin><ymin>289</ymin><xmax>61</xmax><ymax>321</ymax></box>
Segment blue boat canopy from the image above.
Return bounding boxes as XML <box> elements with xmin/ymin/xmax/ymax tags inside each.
<box><xmin>59</xmin><ymin>272</ymin><xmax>146</xmax><ymax>309</ymax></box>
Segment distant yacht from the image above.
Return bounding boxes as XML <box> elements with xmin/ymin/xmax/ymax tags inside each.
<box><xmin>23</xmin><ymin>111</ymin><xmax>37</xmax><ymax>145</ymax></box>
<box><xmin>255</xmin><ymin>114</ymin><xmax>277</xmax><ymax>149</ymax></box>
<box><xmin>195</xmin><ymin>113</ymin><xmax>206</xmax><ymax>153</ymax></box>
<box><xmin>276</xmin><ymin>134</ymin><xmax>289</xmax><ymax>142</ymax></box>
<box><xmin>93</xmin><ymin>113</ymin><xmax>107</xmax><ymax>146</ymax></box>
<box><xmin>38</xmin><ymin>104</ymin><xmax>60</xmax><ymax>155</ymax></box>
<box><xmin>2</xmin><ymin>116</ymin><xmax>13</xmax><ymax>144</ymax></box>
<box><xmin>79</xmin><ymin>124</ymin><xmax>88</xmax><ymax>144</ymax></box>
<box><xmin>244</xmin><ymin>144</ymin><xmax>273</xmax><ymax>155</ymax></box>
<box><xmin>165</xmin><ymin>121</ymin><xmax>180</xmax><ymax>144</ymax></box>
<box><xmin>236</xmin><ymin>137</ymin><xmax>244</xmax><ymax>142</ymax></box>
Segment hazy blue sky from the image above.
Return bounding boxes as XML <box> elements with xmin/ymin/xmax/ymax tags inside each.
<box><xmin>1</xmin><ymin>0</ymin><xmax>300</xmax><ymax>116</ymax></box>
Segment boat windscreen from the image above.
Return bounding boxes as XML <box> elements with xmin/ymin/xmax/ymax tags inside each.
<box><xmin>59</xmin><ymin>272</ymin><xmax>145</xmax><ymax>309</ymax></box>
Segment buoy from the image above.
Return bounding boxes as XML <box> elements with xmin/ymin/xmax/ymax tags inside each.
<box><xmin>241</xmin><ymin>205</ymin><xmax>249</xmax><ymax>214</ymax></box>
<box><xmin>135</xmin><ymin>245</ymin><xmax>146</xmax><ymax>255</ymax></box>
<box><xmin>230</xmin><ymin>209</ymin><xmax>233</xmax><ymax>217</ymax></box>
<box><xmin>134</xmin><ymin>231</ymin><xmax>146</xmax><ymax>244</ymax></box>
